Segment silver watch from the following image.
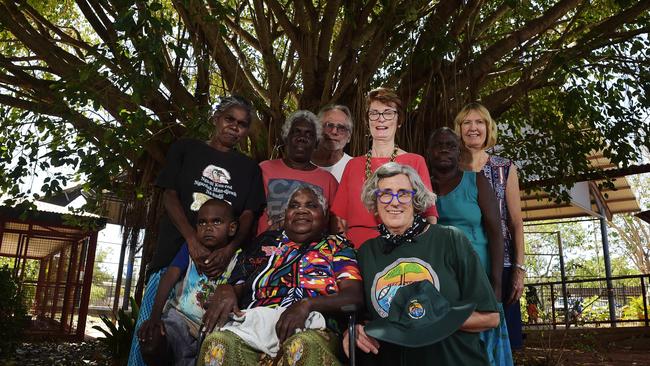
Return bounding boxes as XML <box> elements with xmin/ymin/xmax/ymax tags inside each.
<box><xmin>514</xmin><ymin>263</ymin><xmax>527</xmax><ymax>272</ymax></box>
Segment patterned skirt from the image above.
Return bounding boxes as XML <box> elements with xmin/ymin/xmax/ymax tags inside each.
<box><xmin>199</xmin><ymin>328</ymin><xmax>342</xmax><ymax>366</ymax></box>
<box><xmin>480</xmin><ymin>303</ymin><xmax>514</xmax><ymax>366</ymax></box>
<box><xmin>127</xmin><ymin>269</ymin><xmax>164</xmax><ymax>366</ymax></box>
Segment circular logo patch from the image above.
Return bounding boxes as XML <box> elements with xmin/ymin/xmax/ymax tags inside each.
<box><xmin>408</xmin><ymin>300</ymin><xmax>425</xmax><ymax>319</ymax></box>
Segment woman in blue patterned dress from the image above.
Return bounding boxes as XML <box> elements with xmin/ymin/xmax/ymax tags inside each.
<box><xmin>454</xmin><ymin>102</ymin><xmax>526</xmax><ymax>350</ymax></box>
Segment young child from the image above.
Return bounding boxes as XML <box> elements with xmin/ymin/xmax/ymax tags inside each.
<box><xmin>138</xmin><ymin>199</ymin><xmax>240</xmax><ymax>366</ymax></box>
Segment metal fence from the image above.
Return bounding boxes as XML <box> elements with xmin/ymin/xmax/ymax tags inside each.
<box><xmin>89</xmin><ymin>276</ymin><xmax>139</xmax><ymax>315</ymax></box>
<box><xmin>522</xmin><ymin>274</ymin><xmax>650</xmax><ymax>329</ymax></box>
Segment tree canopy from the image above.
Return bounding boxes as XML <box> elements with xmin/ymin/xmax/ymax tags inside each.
<box><xmin>1</xmin><ymin>1</ymin><xmax>649</xmax><ymax>288</ymax></box>
<box><xmin>1</xmin><ymin>0</ymin><xmax>649</xmax><ymax>202</ymax></box>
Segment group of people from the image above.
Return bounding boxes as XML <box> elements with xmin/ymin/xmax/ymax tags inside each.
<box><xmin>127</xmin><ymin>88</ymin><xmax>526</xmax><ymax>366</ymax></box>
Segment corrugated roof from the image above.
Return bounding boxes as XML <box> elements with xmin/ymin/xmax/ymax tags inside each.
<box><xmin>520</xmin><ymin>153</ymin><xmax>640</xmax><ymax>221</ymax></box>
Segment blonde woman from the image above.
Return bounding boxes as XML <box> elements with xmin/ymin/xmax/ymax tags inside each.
<box><xmin>455</xmin><ymin>102</ymin><xmax>525</xmax><ymax>349</ymax></box>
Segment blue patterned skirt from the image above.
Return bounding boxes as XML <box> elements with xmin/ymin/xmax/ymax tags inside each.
<box><xmin>480</xmin><ymin>303</ymin><xmax>514</xmax><ymax>366</ymax></box>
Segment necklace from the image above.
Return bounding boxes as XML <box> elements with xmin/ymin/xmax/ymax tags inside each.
<box><xmin>365</xmin><ymin>144</ymin><xmax>399</xmax><ymax>179</ymax></box>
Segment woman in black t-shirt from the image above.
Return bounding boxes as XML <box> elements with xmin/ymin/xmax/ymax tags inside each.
<box><xmin>128</xmin><ymin>96</ymin><xmax>266</xmax><ymax>366</ymax></box>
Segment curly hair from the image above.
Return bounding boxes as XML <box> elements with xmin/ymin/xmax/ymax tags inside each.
<box><xmin>281</xmin><ymin>110</ymin><xmax>322</xmax><ymax>143</ymax></box>
<box><xmin>361</xmin><ymin>162</ymin><xmax>436</xmax><ymax>214</ymax></box>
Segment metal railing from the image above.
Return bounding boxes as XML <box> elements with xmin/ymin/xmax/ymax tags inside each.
<box><xmin>522</xmin><ymin>274</ymin><xmax>649</xmax><ymax>329</ymax></box>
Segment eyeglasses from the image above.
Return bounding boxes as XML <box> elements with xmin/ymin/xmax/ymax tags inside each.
<box><xmin>323</xmin><ymin>122</ymin><xmax>350</xmax><ymax>133</ymax></box>
<box><xmin>368</xmin><ymin>110</ymin><xmax>397</xmax><ymax>121</ymax></box>
<box><xmin>375</xmin><ymin>189</ymin><xmax>416</xmax><ymax>204</ymax></box>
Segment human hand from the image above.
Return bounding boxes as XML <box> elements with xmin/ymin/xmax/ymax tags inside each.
<box><xmin>188</xmin><ymin>235</ymin><xmax>211</xmax><ymax>273</ymax></box>
<box><xmin>138</xmin><ymin>318</ymin><xmax>165</xmax><ymax>343</ymax></box>
<box><xmin>507</xmin><ymin>268</ymin><xmax>525</xmax><ymax>305</ymax></box>
<box><xmin>276</xmin><ymin>299</ymin><xmax>310</xmax><ymax>344</ymax></box>
<box><xmin>342</xmin><ymin>324</ymin><xmax>380</xmax><ymax>356</ymax></box>
<box><xmin>202</xmin><ymin>245</ymin><xmax>236</xmax><ymax>278</ymax></box>
<box><xmin>202</xmin><ymin>284</ymin><xmax>242</xmax><ymax>332</ymax></box>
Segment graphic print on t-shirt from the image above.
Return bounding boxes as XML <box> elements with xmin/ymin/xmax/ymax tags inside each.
<box><xmin>266</xmin><ymin>179</ymin><xmax>324</xmax><ymax>226</ymax></box>
<box><xmin>190</xmin><ymin>164</ymin><xmax>235</xmax><ymax>211</ymax></box>
<box><xmin>371</xmin><ymin>257</ymin><xmax>440</xmax><ymax>318</ymax></box>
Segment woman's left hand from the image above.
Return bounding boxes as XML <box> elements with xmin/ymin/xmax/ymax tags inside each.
<box><xmin>202</xmin><ymin>245</ymin><xmax>236</xmax><ymax>278</ymax></box>
<box><xmin>507</xmin><ymin>268</ymin><xmax>525</xmax><ymax>305</ymax></box>
<box><xmin>276</xmin><ymin>299</ymin><xmax>310</xmax><ymax>343</ymax></box>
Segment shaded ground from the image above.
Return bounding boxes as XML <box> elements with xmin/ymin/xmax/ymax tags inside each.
<box><xmin>515</xmin><ymin>326</ymin><xmax>650</xmax><ymax>365</ymax></box>
<box><xmin>2</xmin><ymin>340</ymin><xmax>111</xmax><ymax>366</ymax></box>
<box><xmin>4</xmin><ymin>327</ymin><xmax>650</xmax><ymax>365</ymax></box>
<box><xmin>514</xmin><ymin>347</ymin><xmax>650</xmax><ymax>365</ymax></box>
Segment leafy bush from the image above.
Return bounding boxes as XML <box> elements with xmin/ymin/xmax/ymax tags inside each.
<box><xmin>0</xmin><ymin>265</ymin><xmax>29</xmax><ymax>356</ymax></box>
<box><xmin>90</xmin><ymin>284</ymin><xmax>107</xmax><ymax>303</ymax></box>
<box><xmin>622</xmin><ymin>296</ymin><xmax>647</xmax><ymax>320</ymax></box>
<box><xmin>92</xmin><ymin>297</ymin><xmax>139</xmax><ymax>365</ymax></box>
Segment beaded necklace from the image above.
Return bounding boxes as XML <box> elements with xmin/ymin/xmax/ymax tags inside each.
<box><xmin>365</xmin><ymin>144</ymin><xmax>399</xmax><ymax>179</ymax></box>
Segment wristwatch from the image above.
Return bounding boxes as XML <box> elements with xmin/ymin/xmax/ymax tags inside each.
<box><xmin>514</xmin><ymin>263</ymin><xmax>527</xmax><ymax>272</ymax></box>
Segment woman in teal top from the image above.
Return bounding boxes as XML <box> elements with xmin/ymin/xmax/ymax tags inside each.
<box><xmin>436</xmin><ymin>171</ymin><xmax>491</xmax><ymax>269</ymax></box>
<box><xmin>429</xmin><ymin>127</ymin><xmax>513</xmax><ymax>366</ymax></box>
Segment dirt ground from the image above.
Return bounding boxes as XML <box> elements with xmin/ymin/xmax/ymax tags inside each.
<box><xmin>515</xmin><ymin>327</ymin><xmax>650</xmax><ymax>365</ymax></box>
<box><xmin>514</xmin><ymin>347</ymin><xmax>650</xmax><ymax>365</ymax></box>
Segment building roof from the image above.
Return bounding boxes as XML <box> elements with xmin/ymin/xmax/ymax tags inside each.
<box><xmin>520</xmin><ymin>153</ymin><xmax>642</xmax><ymax>222</ymax></box>
<box><xmin>0</xmin><ymin>202</ymin><xmax>105</xmax><ymax>259</ymax></box>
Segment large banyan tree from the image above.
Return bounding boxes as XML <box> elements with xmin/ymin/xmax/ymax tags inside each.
<box><xmin>1</xmin><ymin>0</ymin><xmax>648</xmax><ymax>298</ymax></box>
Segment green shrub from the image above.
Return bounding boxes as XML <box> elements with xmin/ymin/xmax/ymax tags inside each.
<box><xmin>0</xmin><ymin>265</ymin><xmax>29</xmax><ymax>356</ymax></box>
<box><xmin>90</xmin><ymin>284</ymin><xmax>107</xmax><ymax>303</ymax></box>
<box><xmin>93</xmin><ymin>297</ymin><xmax>139</xmax><ymax>365</ymax></box>
<box><xmin>622</xmin><ymin>296</ymin><xmax>646</xmax><ymax>320</ymax></box>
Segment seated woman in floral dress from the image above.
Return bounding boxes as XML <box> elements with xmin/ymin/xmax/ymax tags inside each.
<box><xmin>198</xmin><ymin>185</ymin><xmax>363</xmax><ymax>366</ymax></box>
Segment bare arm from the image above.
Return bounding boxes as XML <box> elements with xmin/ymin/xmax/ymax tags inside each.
<box><xmin>276</xmin><ymin>279</ymin><xmax>364</xmax><ymax>343</ymax></box>
<box><xmin>476</xmin><ymin>174</ymin><xmax>504</xmax><ymax>300</ymax></box>
<box><xmin>137</xmin><ymin>267</ymin><xmax>182</xmax><ymax>340</ymax></box>
<box><xmin>459</xmin><ymin>311</ymin><xmax>500</xmax><ymax>333</ymax></box>
<box><xmin>149</xmin><ymin>267</ymin><xmax>182</xmax><ymax>321</ymax></box>
<box><xmin>162</xmin><ymin>189</ymin><xmax>208</xmax><ymax>265</ymax></box>
<box><xmin>505</xmin><ymin>165</ymin><xmax>525</xmax><ymax>305</ymax></box>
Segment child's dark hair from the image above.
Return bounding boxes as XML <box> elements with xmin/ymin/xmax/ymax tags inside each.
<box><xmin>198</xmin><ymin>198</ymin><xmax>235</xmax><ymax>220</ymax></box>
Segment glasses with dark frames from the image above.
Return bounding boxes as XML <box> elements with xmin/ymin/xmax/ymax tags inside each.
<box><xmin>368</xmin><ymin>110</ymin><xmax>397</xmax><ymax>121</ymax></box>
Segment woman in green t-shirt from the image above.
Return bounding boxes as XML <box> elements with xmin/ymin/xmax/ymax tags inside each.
<box><xmin>343</xmin><ymin>162</ymin><xmax>500</xmax><ymax>366</ymax></box>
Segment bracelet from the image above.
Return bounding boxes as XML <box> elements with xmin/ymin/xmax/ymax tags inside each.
<box><xmin>514</xmin><ymin>263</ymin><xmax>527</xmax><ymax>272</ymax></box>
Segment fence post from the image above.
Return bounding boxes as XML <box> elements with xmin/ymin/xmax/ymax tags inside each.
<box><xmin>641</xmin><ymin>275</ymin><xmax>649</xmax><ymax>327</ymax></box>
<box><xmin>550</xmin><ymin>284</ymin><xmax>557</xmax><ymax>330</ymax></box>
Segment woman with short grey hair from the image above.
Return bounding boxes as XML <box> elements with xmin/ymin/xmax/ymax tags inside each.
<box><xmin>281</xmin><ymin>110</ymin><xmax>322</xmax><ymax>143</ymax></box>
<box><xmin>344</xmin><ymin>162</ymin><xmax>500</xmax><ymax>366</ymax></box>
<box><xmin>281</xmin><ymin>184</ymin><xmax>329</xmax><ymax>215</ymax></box>
<box><xmin>360</xmin><ymin>162</ymin><xmax>435</xmax><ymax>214</ymax></box>
<box><xmin>257</xmin><ymin>110</ymin><xmax>338</xmax><ymax>235</ymax></box>
<box><xmin>199</xmin><ymin>185</ymin><xmax>363</xmax><ymax>366</ymax></box>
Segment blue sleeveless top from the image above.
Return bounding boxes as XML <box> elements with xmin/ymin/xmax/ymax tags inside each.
<box><xmin>436</xmin><ymin>171</ymin><xmax>489</xmax><ymax>271</ymax></box>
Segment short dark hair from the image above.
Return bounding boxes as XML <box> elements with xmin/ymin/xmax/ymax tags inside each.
<box><xmin>198</xmin><ymin>198</ymin><xmax>235</xmax><ymax>220</ymax></box>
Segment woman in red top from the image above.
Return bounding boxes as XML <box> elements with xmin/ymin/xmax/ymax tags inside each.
<box><xmin>331</xmin><ymin>87</ymin><xmax>438</xmax><ymax>248</ymax></box>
